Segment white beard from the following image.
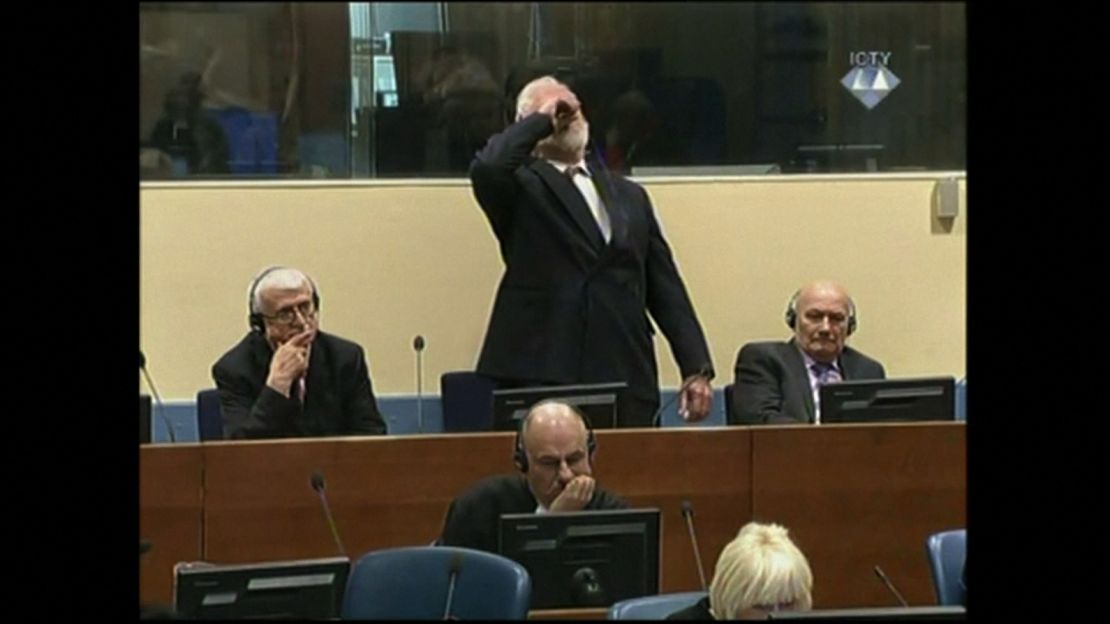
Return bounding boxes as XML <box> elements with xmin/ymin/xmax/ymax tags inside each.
<box><xmin>537</xmin><ymin>119</ymin><xmax>590</xmax><ymax>160</ymax></box>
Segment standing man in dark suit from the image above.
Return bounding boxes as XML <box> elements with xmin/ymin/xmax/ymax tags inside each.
<box><xmin>469</xmin><ymin>75</ymin><xmax>714</xmax><ymax>427</ymax></box>
<box><xmin>212</xmin><ymin>266</ymin><xmax>387</xmax><ymax>439</ymax></box>
<box><xmin>730</xmin><ymin>281</ymin><xmax>885</xmax><ymax>425</ymax></box>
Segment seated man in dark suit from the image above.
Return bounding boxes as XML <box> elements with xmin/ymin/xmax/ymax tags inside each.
<box><xmin>438</xmin><ymin>401</ymin><xmax>627</xmax><ymax>554</ymax></box>
<box><xmin>730</xmin><ymin>281</ymin><xmax>885</xmax><ymax>425</ymax></box>
<box><xmin>212</xmin><ymin>266</ymin><xmax>387</xmax><ymax>439</ymax></box>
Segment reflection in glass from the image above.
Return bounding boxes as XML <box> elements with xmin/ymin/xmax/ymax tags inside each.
<box><xmin>139</xmin><ymin>2</ymin><xmax>965</xmax><ymax>180</ymax></box>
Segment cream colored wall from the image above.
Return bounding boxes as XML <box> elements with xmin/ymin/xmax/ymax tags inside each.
<box><xmin>140</xmin><ymin>175</ymin><xmax>965</xmax><ymax>399</ymax></box>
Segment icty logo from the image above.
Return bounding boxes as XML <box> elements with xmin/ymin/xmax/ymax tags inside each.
<box><xmin>841</xmin><ymin>51</ymin><xmax>900</xmax><ymax>110</ymax></box>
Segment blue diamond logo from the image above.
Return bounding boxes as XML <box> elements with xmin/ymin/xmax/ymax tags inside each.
<box><xmin>841</xmin><ymin>65</ymin><xmax>901</xmax><ymax>110</ymax></box>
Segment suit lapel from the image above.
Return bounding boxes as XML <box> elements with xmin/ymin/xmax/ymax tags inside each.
<box><xmin>531</xmin><ymin>160</ymin><xmax>606</xmax><ymax>252</ymax></box>
<box><xmin>839</xmin><ymin>348</ymin><xmax>857</xmax><ymax>379</ymax></box>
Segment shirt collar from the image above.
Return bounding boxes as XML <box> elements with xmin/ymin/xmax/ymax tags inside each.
<box><xmin>799</xmin><ymin>346</ymin><xmax>840</xmax><ymax>374</ymax></box>
<box><xmin>545</xmin><ymin>158</ymin><xmax>591</xmax><ymax>177</ymax></box>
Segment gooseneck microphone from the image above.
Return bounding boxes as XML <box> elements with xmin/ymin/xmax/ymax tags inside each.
<box><xmin>139</xmin><ymin>350</ymin><xmax>176</xmax><ymax>443</ymax></box>
<box><xmin>651</xmin><ymin>366</ymin><xmax>712</xmax><ymax>427</ymax></box>
<box><xmin>873</xmin><ymin>565</ymin><xmax>909</xmax><ymax>607</ymax></box>
<box><xmin>310</xmin><ymin>471</ymin><xmax>346</xmax><ymax>556</ymax></box>
<box><xmin>413</xmin><ymin>335</ymin><xmax>426</xmax><ymax>433</ymax></box>
<box><xmin>680</xmin><ymin>501</ymin><xmax>708</xmax><ymax>591</ymax></box>
<box><xmin>443</xmin><ymin>553</ymin><xmax>463</xmax><ymax>620</ymax></box>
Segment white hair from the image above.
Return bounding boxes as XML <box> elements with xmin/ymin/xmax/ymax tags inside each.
<box><xmin>248</xmin><ymin>266</ymin><xmax>314</xmax><ymax>314</ymax></box>
<box><xmin>709</xmin><ymin>522</ymin><xmax>813</xmax><ymax>619</ymax></box>
<box><xmin>515</xmin><ymin>75</ymin><xmax>563</xmax><ymax>120</ymax></box>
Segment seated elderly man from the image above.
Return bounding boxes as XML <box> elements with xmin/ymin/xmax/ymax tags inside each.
<box><xmin>438</xmin><ymin>400</ymin><xmax>627</xmax><ymax>554</ymax></box>
<box><xmin>667</xmin><ymin>522</ymin><xmax>813</xmax><ymax>620</ymax></box>
<box><xmin>211</xmin><ymin>266</ymin><xmax>386</xmax><ymax>439</ymax></box>
<box><xmin>730</xmin><ymin>280</ymin><xmax>885</xmax><ymax>425</ymax></box>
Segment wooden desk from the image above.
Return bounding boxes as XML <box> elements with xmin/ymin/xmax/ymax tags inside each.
<box><xmin>750</xmin><ymin>423</ymin><xmax>966</xmax><ymax>607</ymax></box>
<box><xmin>139</xmin><ymin>444</ymin><xmax>204</xmax><ymax>605</ymax></box>
<box><xmin>139</xmin><ymin>424</ymin><xmax>964</xmax><ymax>610</ymax></box>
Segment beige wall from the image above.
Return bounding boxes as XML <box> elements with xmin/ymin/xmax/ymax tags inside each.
<box><xmin>140</xmin><ymin>174</ymin><xmax>965</xmax><ymax>399</ymax></box>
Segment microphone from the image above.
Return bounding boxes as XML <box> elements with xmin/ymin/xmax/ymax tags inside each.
<box><xmin>571</xmin><ymin>567</ymin><xmax>605</xmax><ymax>606</ymax></box>
<box><xmin>139</xmin><ymin>350</ymin><xmax>176</xmax><ymax>443</ymax></box>
<box><xmin>651</xmin><ymin>366</ymin><xmax>712</xmax><ymax>427</ymax></box>
<box><xmin>443</xmin><ymin>552</ymin><xmax>463</xmax><ymax>620</ymax></box>
<box><xmin>413</xmin><ymin>335</ymin><xmax>426</xmax><ymax>433</ymax></box>
<box><xmin>873</xmin><ymin>565</ymin><xmax>909</xmax><ymax>607</ymax></box>
<box><xmin>680</xmin><ymin>501</ymin><xmax>708</xmax><ymax>592</ymax></box>
<box><xmin>310</xmin><ymin>471</ymin><xmax>346</xmax><ymax>556</ymax></box>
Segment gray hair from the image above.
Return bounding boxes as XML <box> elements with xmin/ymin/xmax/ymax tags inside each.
<box><xmin>248</xmin><ymin>266</ymin><xmax>315</xmax><ymax>314</ymax></box>
<box><xmin>515</xmin><ymin>75</ymin><xmax>563</xmax><ymax>120</ymax></box>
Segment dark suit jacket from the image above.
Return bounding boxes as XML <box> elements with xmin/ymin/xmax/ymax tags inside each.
<box><xmin>729</xmin><ymin>340</ymin><xmax>885</xmax><ymax>425</ymax></box>
<box><xmin>469</xmin><ymin>113</ymin><xmax>713</xmax><ymax>414</ymax></box>
<box><xmin>211</xmin><ymin>330</ymin><xmax>386</xmax><ymax>439</ymax></box>
<box><xmin>439</xmin><ymin>473</ymin><xmax>628</xmax><ymax>555</ymax></box>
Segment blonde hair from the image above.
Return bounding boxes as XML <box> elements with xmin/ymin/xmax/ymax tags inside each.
<box><xmin>708</xmin><ymin>522</ymin><xmax>813</xmax><ymax>619</ymax></box>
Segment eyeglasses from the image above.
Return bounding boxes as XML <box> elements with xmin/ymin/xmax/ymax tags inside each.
<box><xmin>261</xmin><ymin>300</ymin><xmax>317</xmax><ymax>325</ymax></box>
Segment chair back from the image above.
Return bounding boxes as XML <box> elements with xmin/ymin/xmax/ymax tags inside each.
<box><xmin>724</xmin><ymin>383</ymin><xmax>735</xmax><ymax>422</ymax></box>
<box><xmin>440</xmin><ymin>371</ymin><xmax>496</xmax><ymax>432</ymax></box>
<box><xmin>608</xmin><ymin>591</ymin><xmax>708</xmax><ymax>620</ymax></box>
<box><xmin>926</xmin><ymin>529</ymin><xmax>966</xmax><ymax>606</ymax></box>
<box><xmin>196</xmin><ymin>388</ymin><xmax>223</xmax><ymax>441</ymax></box>
<box><xmin>342</xmin><ymin>546</ymin><xmax>531</xmax><ymax>620</ymax></box>
<box><xmin>955</xmin><ymin>378</ymin><xmax>968</xmax><ymax>421</ymax></box>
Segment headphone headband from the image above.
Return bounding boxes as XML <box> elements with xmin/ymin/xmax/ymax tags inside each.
<box><xmin>785</xmin><ymin>288</ymin><xmax>857</xmax><ymax>336</ymax></box>
<box><xmin>247</xmin><ymin>266</ymin><xmax>320</xmax><ymax>333</ymax></box>
<box><xmin>513</xmin><ymin>402</ymin><xmax>597</xmax><ymax>473</ymax></box>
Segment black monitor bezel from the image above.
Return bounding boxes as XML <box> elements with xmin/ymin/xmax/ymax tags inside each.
<box><xmin>820</xmin><ymin>376</ymin><xmax>956</xmax><ymax>424</ymax></box>
<box><xmin>491</xmin><ymin>382</ymin><xmax>629</xmax><ymax>430</ymax></box>
<box><xmin>768</xmin><ymin>605</ymin><xmax>967</xmax><ymax>620</ymax></box>
<box><xmin>496</xmin><ymin>507</ymin><xmax>661</xmax><ymax>609</ymax></box>
<box><xmin>172</xmin><ymin>555</ymin><xmax>351</xmax><ymax>619</ymax></box>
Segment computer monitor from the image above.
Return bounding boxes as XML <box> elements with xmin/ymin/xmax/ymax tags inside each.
<box><xmin>497</xmin><ymin>508</ymin><xmax>660</xmax><ymax>609</ymax></box>
<box><xmin>173</xmin><ymin>556</ymin><xmax>350</xmax><ymax>619</ymax></box>
<box><xmin>139</xmin><ymin>394</ymin><xmax>152</xmax><ymax>444</ymax></box>
<box><xmin>820</xmin><ymin>376</ymin><xmax>956</xmax><ymax>424</ymax></box>
<box><xmin>492</xmin><ymin>382</ymin><xmax>628</xmax><ymax>431</ymax></box>
<box><xmin>768</xmin><ymin>605</ymin><xmax>966</xmax><ymax>620</ymax></box>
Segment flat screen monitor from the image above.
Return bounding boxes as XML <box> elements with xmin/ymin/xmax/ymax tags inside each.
<box><xmin>492</xmin><ymin>382</ymin><xmax>628</xmax><ymax>431</ymax></box>
<box><xmin>173</xmin><ymin>556</ymin><xmax>350</xmax><ymax>619</ymax></box>
<box><xmin>497</xmin><ymin>507</ymin><xmax>660</xmax><ymax>609</ymax></box>
<box><xmin>820</xmin><ymin>376</ymin><xmax>956</xmax><ymax>424</ymax></box>
<box><xmin>769</xmin><ymin>605</ymin><xmax>966</xmax><ymax>620</ymax></box>
<box><xmin>139</xmin><ymin>394</ymin><xmax>152</xmax><ymax>444</ymax></box>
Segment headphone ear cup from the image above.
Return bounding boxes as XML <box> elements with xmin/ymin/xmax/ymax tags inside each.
<box><xmin>513</xmin><ymin>431</ymin><xmax>528</xmax><ymax>472</ymax></box>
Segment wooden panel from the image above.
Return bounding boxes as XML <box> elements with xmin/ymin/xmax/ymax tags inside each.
<box><xmin>201</xmin><ymin>433</ymin><xmax>511</xmax><ymax>563</ymax></box>
<box><xmin>750</xmin><ymin>422</ymin><xmax>966</xmax><ymax>608</ymax></box>
<box><xmin>138</xmin><ymin>424</ymin><xmax>964</xmax><ymax>608</ymax></box>
<box><xmin>139</xmin><ymin>443</ymin><xmax>204</xmax><ymax>605</ymax></box>
<box><xmin>595</xmin><ymin>427</ymin><xmax>751</xmax><ymax>593</ymax></box>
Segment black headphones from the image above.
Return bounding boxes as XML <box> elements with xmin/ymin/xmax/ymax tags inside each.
<box><xmin>247</xmin><ymin>266</ymin><xmax>321</xmax><ymax>333</ymax></box>
<box><xmin>513</xmin><ymin>403</ymin><xmax>597</xmax><ymax>473</ymax></box>
<box><xmin>784</xmin><ymin>289</ymin><xmax>857</xmax><ymax>336</ymax></box>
